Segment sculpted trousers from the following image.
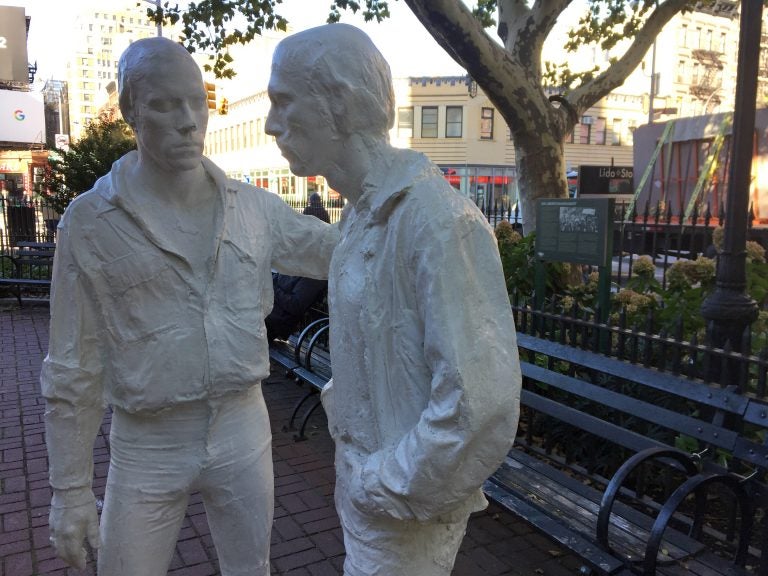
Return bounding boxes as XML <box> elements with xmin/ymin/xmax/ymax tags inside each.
<box><xmin>98</xmin><ymin>385</ymin><xmax>273</xmax><ymax>576</ymax></box>
<box><xmin>335</xmin><ymin>476</ymin><xmax>469</xmax><ymax>576</ymax></box>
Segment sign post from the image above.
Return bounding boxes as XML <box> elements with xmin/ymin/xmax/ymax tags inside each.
<box><xmin>534</xmin><ymin>198</ymin><xmax>615</xmax><ymax>349</ymax></box>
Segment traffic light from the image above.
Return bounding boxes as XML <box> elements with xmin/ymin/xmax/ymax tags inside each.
<box><xmin>205</xmin><ymin>81</ymin><xmax>217</xmax><ymax>111</ymax></box>
<box><xmin>219</xmin><ymin>97</ymin><xmax>229</xmax><ymax>115</ymax></box>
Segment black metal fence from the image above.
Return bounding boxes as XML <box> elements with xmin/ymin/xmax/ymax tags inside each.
<box><xmin>0</xmin><ymin>198</ymin><xmax>60</xmax><ymax>251</ymax></box>
<box><xmin>511</xmin><ymin>293</ymin><xmax>768</xmax><ymax>400</ymax></box>
<box><xmin>481</xmin><ymin>198</ymin><xmax>768</xmax><ymax>288</ymax></box>
<box><xmin>282</xmin><ymin>197</ymin><xmax>344</xmax><ymax>224</ymax></box>
<box><xmin>5</xmin><ymin>195</ymin><xmax>766</xmax><ymax>400</ymax></box>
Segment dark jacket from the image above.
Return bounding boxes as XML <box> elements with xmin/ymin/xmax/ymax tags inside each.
<box><xmin>265</xmin><ymin>272</ymin><xmax>327</xmax><ymax>341</ymax></box>
<box><xmin>302</xmin><ymin>193</ymin><xmax>331</xmax><ymax>223</ymax></box>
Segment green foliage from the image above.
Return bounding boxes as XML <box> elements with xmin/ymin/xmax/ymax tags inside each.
<box><xmin>472</xmin><ymin>0</ymin><xmax>497</xmax><ymax>28</ymax></box>
<box><xmin>498</xmin><ymin>225</ymin><xmax>768</xmax><ymax>354</ymax></box>
<box><xmin>747</xmin><ymin>259</ymin><xmax>768</xmax><ymax>308</ymax></box>
<box><xmin>151</xmin><ymin>1</ymin><xmax>289</xmax><ymax>78</ymax></box>
<box><xmin>566</xmin><ymin>0</ymin><xmax>655</xmax><ymax>52</ymax></box>
<box><xmin>542</xmin><ymin>62</ymin><xmax>601</xmax><ymax>94</ymax></box>
<box><xmin>152</xmin><ymin>0</ymin><xmax>685</xmax><ymax>81</ymax></box>
<box><xmin>494</xmin><ymin>222</ymin><xmax>569</xmax><ymax>300</ymax></box>
<box><xmin>41</xmin><ymin>112</ymin><xmax>136</xmax><ymax>214</ymax></box>
<box><xmin>328</xmin><ymin>1</ymin><xmax>391</xmax><ymax>23</ymax></box>
<box><xmin>152</xmin><ymin>0</ymin><xmax>391</xmax><ymax>78</ymax></box>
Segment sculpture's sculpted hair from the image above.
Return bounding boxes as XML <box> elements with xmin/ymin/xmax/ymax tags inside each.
<box><xmin>275</xmin><ymin>23</ymin><xmax>395</xmax><ymax>138</ymax></box>
<box><xmin>118</xmin><ymin>36</ymin><xmax>199</xmax><ymax>127</ymax></box>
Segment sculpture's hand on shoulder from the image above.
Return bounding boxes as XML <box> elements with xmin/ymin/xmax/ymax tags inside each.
<box><xmin>49</xmin><ymin>487</ymin><xmax>100</xmax><ymax>570</ymax></box>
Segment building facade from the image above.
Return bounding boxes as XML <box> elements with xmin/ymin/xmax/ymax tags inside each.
<box><xmin>63</xmin><ymin>4</ymin><xmax>158</xmax><ymax>140</ymax></box>
<box><xmin>205</xmin><ymin>73</ymin><xmax>640</xmax><ymax>212</ymax></box>
<box><xmin>206</xmin><ymin>5</ymin><xmax>768</xmax><ymax>212</ymax></box>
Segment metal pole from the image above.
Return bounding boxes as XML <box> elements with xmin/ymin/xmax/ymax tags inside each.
<box><xmin>701</xmin><ymin>0</ymin><xmax>762</xmax><ymax>358</ymax></box>
<box><xmin>155</xmin><ymin>0</ymin><xmax>162</xmax><ymax>37</ymax></box>
<box><xmin>648</xmin><ymin>40</ymin><xmax>657</xmax><ymax>125</ymax></box>
<box><xmin>140</xmin><ymin>0</ymin><xmax>162</xmax><ymax>37</ymax></box>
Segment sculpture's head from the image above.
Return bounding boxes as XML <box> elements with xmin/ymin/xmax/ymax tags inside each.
<box><xmin>118</xmin><ymin>37</ymin><xmax>208</xmax><ymax>173</ymax></box>
<box><xmin>265</xmin><ymin>23</ymin><xmax>394</xmax><ymax>176</ymax></box>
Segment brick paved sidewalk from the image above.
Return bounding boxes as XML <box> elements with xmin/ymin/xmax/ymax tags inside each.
<box><xmin>0</xmin><ymin>305</ymin><xmax>583</xmax><ymax>575</ymax></box>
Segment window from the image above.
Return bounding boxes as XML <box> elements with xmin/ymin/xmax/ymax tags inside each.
<box><xmin>593</xmin><ymin>117</ymin><xmax>606</xmax><ymax>145</ymax></box>
<box><xmin>611</xmin><ymin>118</ymin><xmax>622</xmax><ymax>145</ymax></box>
<box><xmin>397</xmin><ymin>107</ymin><xmax>414</xmax><ymax>138</ymax></box>
<box><xmin>578</xmin><ymin>116</ymin><xmax>592</xmax><ymax>144</ymax></box>
<box><xmin>676</xmin><ymin>60</ymin><xmax>686</xmax><ymax>83</ymax></box>
<box><xmin>679</xmin><ymin>24</ymin><xmax>688</xmax><ymax>48</ymax></box>
<box><xmin>445</xmin><ymin>106</ymin><xmax>463</xmax><ymax>138</ymax></box>
<box><xmin>627</xmin><ymin>120</ymin><xmax>637</xmax><ymax>145</ymax></box>
<box><xmin>480</xmin><ymin>107</ymin><xmax>494</xmax><ymax>140</ymax></box>
<box><xmin>421</xmin><ymin>106</ymin><xmax>438</xmax><ymax>138</ymax></box>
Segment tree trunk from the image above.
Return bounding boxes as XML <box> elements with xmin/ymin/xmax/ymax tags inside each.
<box><xmin>513</xmin><ymin>129</ymin><xmax>568</xmax><ymax>236</ymax></box>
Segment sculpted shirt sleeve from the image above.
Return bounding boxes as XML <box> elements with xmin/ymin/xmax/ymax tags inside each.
<box><xmin>40</xmin><ymin>214</ymin><xmax>105</xmax><ymax>491</ymax></box>
<box><xmin>354</xmin><ymin>205</ymin><xmax>522</xmax><ymax>522</ymax></box>
<box><xmin>267</xmin><ymin>193</ymin><xmax>339</xmax><ymax>279</ymax></box>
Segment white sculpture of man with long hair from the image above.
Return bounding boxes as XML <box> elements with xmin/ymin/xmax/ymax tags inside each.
<box><xmin>266</xmin><ymin>23</ymin><xmax>522</xmax><ymax>576</ymax></box>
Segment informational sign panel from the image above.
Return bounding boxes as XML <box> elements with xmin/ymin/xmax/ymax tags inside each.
<box><xmin>535</xmin><ymin>198</ymin><xmax>614</xmax><ymax>267</ymax></box>
<box><xmin>0</xmin><ymin>7</ymin><xmax>29</xmax><ymax>83</ymax></box>
<box><xmin>0</xmin><ymin>89</ymin><xmax>44</xmax><ymax>144</ymax></box>
<box><xmin>577</xmin><ymin>165</ymin><xmax>634</xmax><ymax>196</ymax></box>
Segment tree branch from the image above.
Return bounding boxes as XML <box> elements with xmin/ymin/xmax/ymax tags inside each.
<box><xmin>506</xmin><ymin>0</ymin><xmax>572</xmax><ymax>86</ymax></box>
<box><xmin>403</xmin><ymin>0</ymin><xmax>552</xmax><ymax>130</ymax></box>
<box><xmin>568</xmin><ymin>0</ymin><xmax>690</xmax><ymax>115</ymax></box>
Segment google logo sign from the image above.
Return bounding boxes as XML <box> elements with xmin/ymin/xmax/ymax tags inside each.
<box><xmin>13</xmin><ymin>109</ymin><xmax>25</xmax><ymax>121</ymax></box>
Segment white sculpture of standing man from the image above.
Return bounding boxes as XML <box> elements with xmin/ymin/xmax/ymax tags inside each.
<box><xmin>266</xmin><ymin>24</ymin><xmax>522</xmax><ymax>576</ymax></box>
<box><xmin>41</xmin><ymin>36</ymin><xmax>337</xmax><ymax>576</ymax></box>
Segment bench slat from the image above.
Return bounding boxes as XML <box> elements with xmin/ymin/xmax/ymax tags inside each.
<box><xmin>522</xmin><ymin>361</ymin><xmax>740</xmax><ymax>452</ymax></box>
<box><xmin>483</xmin><ymin>476</ymin><xmax>629</xmax><ymax>575</ymax></box>
<box><xmin>492</xmin><ymin>451</ymin><xmax>706</xmax><ymax>563</ymax></box>
<box><xmin>517</xmin><ymin>333</ymin><xmax>750</xmax><ymax>415</ymax></box>
<box><xmin>522</xmin><ymin>389</ymin><xmax>668</xmax><ymax>454</ymax></box>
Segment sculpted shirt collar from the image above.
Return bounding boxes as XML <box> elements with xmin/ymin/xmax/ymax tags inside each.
<box><xmin>356</xmin><ymin>148</ymin><xmax>440</xmax><ymax>224</ymax></box>
<box><xmin>102</xmin><ymin>151</ymin><xmax>230</xmax><ymax>259</ymax></box>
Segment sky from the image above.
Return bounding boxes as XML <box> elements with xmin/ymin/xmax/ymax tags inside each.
<box><xmin>8</xmin><ymin>0</ymin><xmax>466</xmax><ymax>82</ymax></box>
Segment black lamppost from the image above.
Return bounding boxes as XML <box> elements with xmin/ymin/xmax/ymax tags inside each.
<box><xmin>701</xmin><ymin>0</ymin><xmax>762</xmax><ymax>360</ymax></box>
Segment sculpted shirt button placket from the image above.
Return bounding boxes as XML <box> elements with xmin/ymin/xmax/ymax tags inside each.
<box><xmin>202</xmin><ymin>186</ymin><xmax>227</xmax><ymax>388</ymax></box>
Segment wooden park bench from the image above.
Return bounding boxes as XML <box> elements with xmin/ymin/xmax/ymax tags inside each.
<box><xmin>269</xmin><ymin>316</ymin><xmax>332</xmax><ymax>440</ymax></box>
<box><xmin>0</xmin><ymin>241</ymin><xmax>56</xmax><ymax>306</ymax></box>
<box><xmin>484</xmin><ymin>332</ymin><xmax>768</xmax><ymax>576</ymax></box>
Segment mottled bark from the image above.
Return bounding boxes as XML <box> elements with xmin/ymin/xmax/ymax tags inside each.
<box><xmin>404</xmin><ymin>0</ymin><xmax>690</xmax><ymax>233</ymax></box>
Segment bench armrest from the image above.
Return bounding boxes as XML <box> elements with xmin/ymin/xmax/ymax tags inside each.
<box><xmin>597</xmin><ymin>447</ymin><xmax>699</xmax><ymax>555</ymax></box>
<box><xmin>294</xmin><ymin>317</ymin><xmax>330</xmax><ymax>366</ymax></box>
<box><xmin>643</xmin><ymin>471</ymin><xmax>753</xmax><ymax>575</ymax></box>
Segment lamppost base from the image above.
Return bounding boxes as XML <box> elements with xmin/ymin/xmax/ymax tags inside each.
<box><xmin>701</xmin><ymin>288</ymin><xmax>758</xmax><ymax>352</ymax></box>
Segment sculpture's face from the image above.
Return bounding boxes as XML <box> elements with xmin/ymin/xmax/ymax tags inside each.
<box><xmin>130</xmin><ymin>53</ymin><xmax>208</xmax><ymax>173</ymax></box>
<box><xmin>265</xmin><ymin>54</ymin><xmax>338</xmax><ymax>178</ymax></box>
